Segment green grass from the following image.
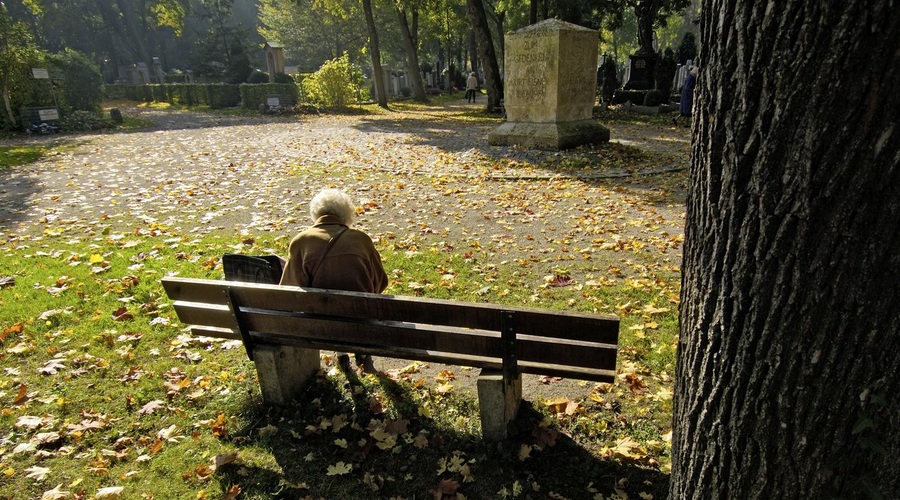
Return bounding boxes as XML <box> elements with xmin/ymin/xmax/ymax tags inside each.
<box><xmin>0</xmin><ymin>145</ymin><xmax>52</xmax><ymax>170</ymax></box>
<box><xmin>0</xmin><ymin>225</ymin><xmax>676</xmax><ymax>499</ymax></box>
<box><xmin>0</xmin><ymin>111</ymin><xmax>683</xmax><ymax>499</ymax></box>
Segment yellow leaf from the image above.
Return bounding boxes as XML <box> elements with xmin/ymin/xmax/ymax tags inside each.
<box><xmin>326</xmin><ymin>462</ymin><xmax>352</xmax><ymax>476</ymax></box>
<box><xmin>89</xmin><ymin>254</ymin><xmax>105</xmax><ymax>264</ymax></box>
<box><xmin>642</xmin><ymin>304</ymin><xmax>670</xmax><ymax>315</ymax></box>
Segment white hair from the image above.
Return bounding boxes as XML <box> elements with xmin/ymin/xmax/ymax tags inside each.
<box><xmin>309</xmin><ymin>188</ymin><xmax>356</xmax><ymax>225</ymax></box>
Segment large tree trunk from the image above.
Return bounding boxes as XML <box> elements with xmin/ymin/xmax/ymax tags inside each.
<box><xmin>397</xmin><ymin>7</ymin><xmax>427</xmax><ymax>102</ymax></box>
<box><xmin>361</xmin><ymin>0</ymin><xmax>387</xmax><ymax>108</ymax></box>
<box><xmin>672</xmin><ymin>0</ymin><xmax>900</xmax><ymax>498</ymax></box>
<box><xmin>465</xmin><ymin>0</ymin><xmax>502</xmax><ymax>111</ymax></box>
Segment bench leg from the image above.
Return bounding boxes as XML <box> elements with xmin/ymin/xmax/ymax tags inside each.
<box><xmin>477</xmin><ymin>369</ymin><xmax>522</xmax><ymax>441</ymax></box>
<box><xmin>253</xmin><ymin>345</ymin><xmax>320</xmax><ymax>405</ymax></box>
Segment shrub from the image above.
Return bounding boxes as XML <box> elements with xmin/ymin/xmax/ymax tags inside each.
<box><xmin>677</xmin><ymin>32</ymin><xmax>698</xmax><ymax>65</ymax></box>
<box><xmin>247</xmin><ymin>70</ymin><xmax>269</xmax><ymax>84</ymax></box>
<box><xmin>49</xmin><ymin>48</ymin><xmax>103</xmax><ymax>113</ymax></box>
<box><xmin>599</xmin><ymin>57</ymin><xmax>619</xmax><ymax>103</ymax></box>
<box><xmin>612</xmin><ymin>90</ymin><xmax>647</xmax><ymax>105</ymax></box>
<box><xmin>654</xmin><ymin>48</ymin><xmax>677</xmax><ymax>98</ymax></box>
<box><xmin>400</xmin><ymin>87</ymin><xmax>411</xmax><ymax>97</ymax></box>
<box><xmin>302</xmin><ymin>54</ymin><xmax>361</xmax><ymax>108</ymax></box>
<box><xmin>272</xmin><ymin>73</ymin><xmax>294</xmax><ymax>84</ymax></box>
<box><xmin>62</xmin><ymin>110</ymin><xmax>111</xmax><ymax>131</ymax></box>
<box><xmin>239</xmin><ymin>83</ymin><xmax>297</xmax><ymax>110</ymax></box>
<box><xmin>643</xmin><ymin>89</ymin><xmax>665</xmax><ymax>107</ymax></box>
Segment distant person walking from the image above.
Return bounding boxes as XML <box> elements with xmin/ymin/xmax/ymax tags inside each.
<box><xmin>466</xmin><ymin>72</ymin><xmax>478</xmax><ymax>103</ymax></box>
<box><xmin>674</xmin><ymin>66</ymin><xmax>698</xmax><ymax>127</ymax></box>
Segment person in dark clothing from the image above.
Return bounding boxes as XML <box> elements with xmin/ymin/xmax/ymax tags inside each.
<box><xmin>674</xmin><ymin>66</ymin><xmax>698</xmax><ymax>127</ymax></box>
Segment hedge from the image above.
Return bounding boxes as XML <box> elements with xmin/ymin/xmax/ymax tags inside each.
<box><xmin>103</xmin><ymin>83</ymin><xmax>250</xmax><ymax>109</ymax></box>
<box><xmin>239</xmin><ymin>83</ymin><xmax>298</xmax><ymax>110</ymax></box>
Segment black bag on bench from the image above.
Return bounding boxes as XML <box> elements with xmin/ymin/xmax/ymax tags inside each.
<box><xmin>222</xmin><ymin>254</ymin><xmax>284</xmax><ymax>284</ymax></box>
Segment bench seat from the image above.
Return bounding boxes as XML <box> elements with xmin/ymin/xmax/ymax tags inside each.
<box><xmin>162</xmin><ymin>277</ymin><xmax>619</xmax><ymax>439</ymax></box>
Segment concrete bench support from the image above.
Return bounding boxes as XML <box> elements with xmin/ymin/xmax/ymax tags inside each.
<box><xmin>477</xmin><ymin>369</ymin><xmax>522</xmax><ymax>440</ymax></box>
<box><xmin>254</xmin><ymin>345</ymin><xmax>320</xmax><ymax>405</ymax></box>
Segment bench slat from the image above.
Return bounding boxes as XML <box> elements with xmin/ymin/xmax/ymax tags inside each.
<box><xmin>163</xmin><ymin>277</ymin><xmax>619</xmax><ymax>343</ymax></box>
<box><xmin>172</xmin><ymin>301</ymin><xmax>616</xmax><ymax>371</ymax></box>
<box><xmin>245</xmin><ymin>319</ymin><xmax>616</xmax><ymax>370</ymax></box>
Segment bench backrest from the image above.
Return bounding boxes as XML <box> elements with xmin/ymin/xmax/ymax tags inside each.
<box><xmin>161</xmin><ymin>277</ymin><xmax>618</xmax><ymax>382</ymax></box>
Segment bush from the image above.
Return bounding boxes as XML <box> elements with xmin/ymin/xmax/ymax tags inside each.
<box><xmin>272</xmin><ymin>73</ymin><xmax>294</xmax><ymax>84</ymax></box>
<box><xmin>239</xmin><ymin>83</ymin><xmax>297</xmax><ymax>110</ymax></box>
<box><xmin>302</xmin><ymin>54</ymin><xmax>361</xmax><ymax>108</ymax></box>
<box><xmin>247</xmin><ymin>70</ymin><xmax>269</xmax><ymax>84</ymax></box>
<box><xmin>643</xmin><ymin>89</ymin><xmax>666</xmax><ymax>107</ymax></box>
<box><xmin>49</xmin><ymin>48</ymin><xmax>103</xmax><ymax>113</ymax></box>
<box><xmin>612</xmin><ymin>90</ymin><xmax>647</xmax><ymax>105</ymax></box>
<box><xmin>654</xmin><ymin>48</ymin><xmax>677</xmax><ymax>98</ymax></box>
<box><xmin>599</xmin><ymin>57</ymin><xmax>619</xmax><ymax>103</ymax></box>
<box><xmin>677</xmin><ymin>32</ymin><xmax>698</xmax><ymax>65</ymax></box>
<box><xmin>62</xmin><ymin>110</ymin><xmax>112</xmax><ymax>131</ymax></box>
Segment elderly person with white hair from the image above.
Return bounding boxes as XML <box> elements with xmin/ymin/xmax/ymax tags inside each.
<box><xmin>280</xmin><ymin>188</ymin><xmax>388</xmax><ymax>372</ymax></box>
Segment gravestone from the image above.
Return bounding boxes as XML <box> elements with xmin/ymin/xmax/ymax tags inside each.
<box><xmin>488</xmin><ymin>19</ymin><xmax>609</xmax><ymax>150</ymax></box>
<box><xmin>264</xmin><ymin>42</ymin><xmax>286</xmax><ymax>82</ymax></box>
<box><xmin>623</xmin><ymin>52</ymin><xmax>656</xmax><ymax>90</ymax></box>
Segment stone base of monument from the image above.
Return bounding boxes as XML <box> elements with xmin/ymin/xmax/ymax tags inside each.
<box><xmin>488</xmin><ymin>120</ymin><xmax>610</xmax><ymax>150</ymax></box>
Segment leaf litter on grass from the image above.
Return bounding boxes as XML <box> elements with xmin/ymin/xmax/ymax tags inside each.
<box><xmin>0</xmin><ymin>103</ymin><xmax>687</xmax><ymax>499</ymax></box>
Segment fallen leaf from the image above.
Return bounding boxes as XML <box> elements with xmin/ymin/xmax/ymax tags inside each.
<box><xmin>326</xmin><ymin>462</ymin><xmax>352</xmax><ymax>476</ymax></box>
<box><xmin>25</xmin><ymin>465</ymin><xmax>51</xmax><ymax>481</ymax></box>
<box><xmin>138</xmin><ymin>400</ymin><xmax>165</xmax><ymax>415</ymax></box>
<box><xmin>95</xmin><ymin>486</ymin><xmax>124</xmax><ymax>499</ymax></box>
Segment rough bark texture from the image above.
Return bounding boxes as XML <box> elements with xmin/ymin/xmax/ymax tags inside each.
<box><xmin>672</xmin><ymin>0</ymin><xmax>900</xmax><ymax>498</ymax></box>
<box><xmin>465</xmin><ymin>0</ymin><xmax>502</xmax><ymax>111</ymax></box>
<box><xmin>362</xmin><ymin>0</ymin><xmax>387</xmax><ymax>108</ymax></box>
<box><xmin>397</xmin><ymin>7</ymin><xmax>427</xmax><ymax>102</ymax></box>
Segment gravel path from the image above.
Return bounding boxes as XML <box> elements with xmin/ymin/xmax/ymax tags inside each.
<box><xmin>0</xmin><ymin>101</ymin><xmax>690</xmax><ymax>402</ymax></box>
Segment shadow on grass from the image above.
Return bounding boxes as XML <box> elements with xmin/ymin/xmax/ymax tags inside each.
<box><xmin>0</xmin><ymin>141</ymin><xmax>77</xmax><ymax>231</ymax></box>
<box><xmin>218</xmin><ymin>367</ymin><xmax>669</xmax><ymax>499</ymax></box>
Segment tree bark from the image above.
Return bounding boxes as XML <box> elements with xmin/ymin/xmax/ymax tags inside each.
<box><xmin>361</xmin><ymin>0</ymin><xmax>387</xmax><ymax>107</ymax></box>
<box><xmin>397</xmin><ymin>7</ymin><xmax>427</xmax><ymax>102</ymax></box>
<box><xmin>465</xmin><ymin>0</ymin><xmax>502</xmax><ymax>111</ymax></box>
<box><xmin>672</xmin><ymin>0</ymin><xmax>900</xmax><ymax>498</ymax></box>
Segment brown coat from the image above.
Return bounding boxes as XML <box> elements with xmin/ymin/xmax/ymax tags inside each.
<box><xmin>280</xmin><ymin>215</ymin><xmax>388</xmax><ymax>293</ymax></box>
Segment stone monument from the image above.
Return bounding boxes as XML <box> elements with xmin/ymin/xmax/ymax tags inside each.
<box><xmin>264</xmin><ymin>41</ymin><xmax>286</xmax><ymax>82</ymax></box>
<box><xmin>488</xmin><ymin>19</ymin><xmax>609</xmax><ymax>150</ymax></box>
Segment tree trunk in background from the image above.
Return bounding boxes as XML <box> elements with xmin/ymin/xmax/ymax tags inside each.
<box><xmin>397</xmin><ymin>7</ymin><xmax>427</xmax><ymax>102</ymax></box>
<box><xmin>468</xmin><ymin>28</ymin><xmax>477</xmax><ymax>73</ymax></box>
<box><xmin>361</xmin><ymin>0</ymin><xmax>387</xmax><ymax>107</ymax></box>
<box><xmin>465</xmin><ymin>0</ymin><xmax>502</xmax><ymax>111</ymax></box>
<box><xmin>672</xmin><ymin>0</ymin><xmax>900</xmax><ymax>498</ymax></box>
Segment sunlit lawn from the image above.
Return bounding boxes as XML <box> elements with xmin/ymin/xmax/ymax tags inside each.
<box><xmin>0</xmin><ymin>107</ymin><xmax>683</xmax><ymax>499</ymax></box>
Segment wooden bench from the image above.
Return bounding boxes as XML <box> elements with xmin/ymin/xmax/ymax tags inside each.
<box><xmin>161</xmin><ymin>277</ymin><xmax>619</xmax><ymax>440</ymax></box>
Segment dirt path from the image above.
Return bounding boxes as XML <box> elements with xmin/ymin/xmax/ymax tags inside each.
<box><xmin>0</xmin><ymin>102</ymin><xmax>689</xmax><ymax>402</ymax></box>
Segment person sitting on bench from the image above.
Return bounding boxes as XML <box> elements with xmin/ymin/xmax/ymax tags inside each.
<box><xmin>279</xmin><ymin>188</ymin><xmax>388</xmax><ymax>372</ymax></box>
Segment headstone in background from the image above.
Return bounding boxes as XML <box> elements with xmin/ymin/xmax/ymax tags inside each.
<box><xmin>264</xmin><ymin>42</ymin><xmax>286</xmax><ymax>82</ymax></box>
<box><xmin>623</xmin><ymin>53</ymin><xmax>656</xmax><ymax>90</ymax></box>
<box><xmin>488</xmin><ymin>19</ymin><xmax>609</xmax><ymax>150</ymax></box>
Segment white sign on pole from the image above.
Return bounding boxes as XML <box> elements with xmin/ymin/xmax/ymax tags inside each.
<box><xmin>32</xmin><ymin>68</ymin><xmax>50</xmax><ymax>79</ymax></box>
<box><xmin>38</xmin><ymin>109</ymin><xmax>59</xmax><ymax>121</ymax></box>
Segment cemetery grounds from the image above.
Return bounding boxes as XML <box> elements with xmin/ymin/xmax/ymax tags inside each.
<box><xmin>0</xmin><ymin>99</ymin><xmax>688</xmax><ymax>499</ymax></box>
